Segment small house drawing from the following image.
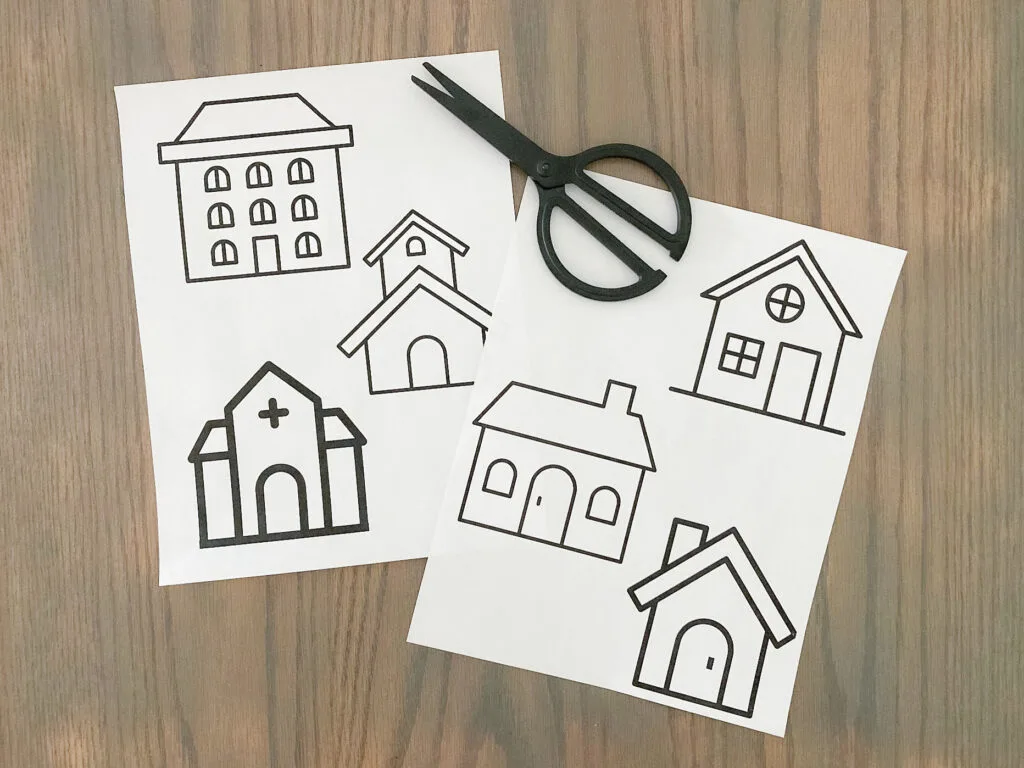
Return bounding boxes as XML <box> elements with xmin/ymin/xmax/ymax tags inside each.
<box><xmin>188</xmin><ymin>362</ymin><xmax>368</xmax><ymax>547</ymax></box>
<box><xmin>157</xmin><ymin>94</ymin><xmax>354</xmax><ymax>283</ymax></box>
<box><xmin>458</xmin><ymin>379</ymin><xmax>656</xmax><ymax>562</ymax></box>
<box><xmin>338</xmin><ymin>211</ymin><xmax>490</xmax><ymax>395</ymax></box>
<box><xmin>363</xmin><ymin>209</ymin><xmax>471</xmax><ymax>296</ymax></box>
<box><xmin>627</xmin><ymin>519</ymin><xmax>797</xmax><ymax>717</ymax></box>
<box><xmin>672</xmin><ymin>241</ymin><xmax>861</xmax><ymax>434</ymax></box>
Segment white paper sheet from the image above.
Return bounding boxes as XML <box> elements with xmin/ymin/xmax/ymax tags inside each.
<box><xmin>115</xmin><ymin>52</ymin><xmax>514</xmax><ymax>584</ymax></box>
<box><xmin>408</xmin><ymin>175</ymin><xmax>905</xmax><ymax>736</ymax></box>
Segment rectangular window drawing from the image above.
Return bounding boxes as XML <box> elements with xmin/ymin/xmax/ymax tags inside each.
<box><xmin>718</xmin><ymin>333</ymin><xmax>763</xmax><ymax>378</ymax></box>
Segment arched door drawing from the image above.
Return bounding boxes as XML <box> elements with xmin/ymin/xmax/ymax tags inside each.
<box><xmin>519</xmin><ymin>465</ymin><xmax>576</xmax><ymax>543</ymax></box>
<box><xmin>665</xmin><ymin>619</ymin><xmax>734</xmax><ymax>705</ymax></box>
<box><xmin>407</xmin><ymin>335</ymin><xmax>450</xmax><ymax>389</ymax></box>
<box><xmin>256</xmin><ymin>464</ymin><xmax>308</xmax><ymax>536</ymax></box>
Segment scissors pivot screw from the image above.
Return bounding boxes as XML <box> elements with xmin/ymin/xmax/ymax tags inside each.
<box><xmin>537</xmin><ymin>161</ymin><xmax>552</xmax><ymax>177</ymax></box>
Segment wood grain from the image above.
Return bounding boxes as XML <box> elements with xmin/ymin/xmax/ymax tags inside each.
<box><xmin>2</xmin><ymin>0</ymin><xmax>1022</xmax><ymax>765</ymax></box>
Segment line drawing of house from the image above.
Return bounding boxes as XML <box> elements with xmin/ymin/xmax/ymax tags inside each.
<box><xmin>670</xmin><ymin>240</ymin><xmax>861</xmax><ymax>435</ymax></box>
<box><xmin>627</xmin><ymin>518</ymin><xmax>797</xmax><ymax>718</ymax></box>
<box><xmin>338</xmin><ymin>211</ymin><xmax>490</xmax><ymax>395</ymax></box>
<box><xmin>457</xmin><ymin>379</ymin><xmax>656</xmax><ymax>562</ymax></box>
<box><xmin>188</xmin><ymin>362</ymin><xmax>368</xmax><ymax>547</ymax></box>
<box><xmin>157</xmin><ymin>94</ymin><xmax>354</xmax><ymax>283</ymax></box>
<box><xmin>363</xmin><ymin>209</ymin><xmax>471</xmax><ymax>296</ymax></box>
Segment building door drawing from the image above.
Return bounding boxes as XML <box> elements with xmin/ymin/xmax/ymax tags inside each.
<box><xmin>519</xmin><ymin>465</ymin><xmax>576</xmax><ymax>543</ymax></box>
<box><xmin>253</xmin><ymin>235</ymin><xmax>281</xmax><ymax>275</ymax></box>
<box><xmin>666</xmin><ymin>619</ymin><xmax>734</xmax><ymax>705</ymax></box>
<box><xmin>764</xmin><ymin>344</ymin><xmax>821</xmax><ymax>421</ymax></box>
<box><xmin>407</xmin><ymin>336</ymin><xmax>450</xmax><ymax>389</ymax></box>
<box><xmin>256</xmin><ymin>464</ymin><xmax>308</xmax><ymax>535</ymax></box>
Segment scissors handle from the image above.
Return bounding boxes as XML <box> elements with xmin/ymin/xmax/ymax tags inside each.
<box><xmin>536</xmin><ymin>143</ymin><xmax>692</xmax><ymax>301</ymax></box>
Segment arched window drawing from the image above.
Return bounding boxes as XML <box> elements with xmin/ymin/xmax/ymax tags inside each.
<box><xmin>249</xmin><ymin>198</ymin><xmax>276</xmax><ymax>226</ymax></box>
<box><xmin>287</xmin><ymin>157</ymin><xmax>314</xmax><ymax>184</ymax></box>
<box><xmin>295</xmin><ymin>232</ymin><xmax>321</xmax><ymax>259</ymax></box>
<box><xmin>206</xmin><ymin>202</ymin><xmax>234</xmax><ymax>229</ymax></box>
<box><xmin>246</xmin><ymin>161</ymin><xmax>272</xmax><ymax>188</ymax></box>
<box><xmin>210</xmin><ymin>239</ymin><xmax>238</xmax><ymax>266</ymax></box>
<box><xmin>291</xmin><ymin>194</ymin><xmax>318</xmax><ymax>221</ymax></box>
<box><xmin>585</xmin><ymin>486</ymin><xmax>621</xmax><ymax>524</ymax></box>
<box><xmin>204</xmin><ymin>166</ymin><xmax>230</xmax><ymax>192</ymax></box>
<box><xmin>406</xmin><ymin>235</ymin><xmax>426</xmax><ymax>257</ymax></box>
<box><xmin>482</xmin><ymin>459</ymin><xmax>516</xmax><ymax>497</ymax></box>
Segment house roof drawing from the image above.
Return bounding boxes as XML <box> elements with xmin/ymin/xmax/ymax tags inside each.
<box><xmin>338</xmin><ymin>267</ymin><xmax>490</xmax><ymax>355</ymax></box>
<box><xmin>226</xmin><ymin>361</ymin><xmax>319</xmax><ymax>410</ymax></box>
<box><xmin>188</xmin><ymin>363</ymin><xmax>365</xmax><ymax>463</ymax></box>
<box><xmin>628</xmin><ymin>525</ymin><xmax>797</xmax><ymax>648</ymax></box>
<box><xmin>363</xmin><ymin>210</ymin><xmax>470</xmax><ymax>265</ymax></box>
<box><xmin>701</xmin><ymin>240</ymin><xmax>862</xmax><ymax>338</ymax></box>
<box><xmin>157</xmin><ymin>93</ymin><xmax>354</xmax><ymax>164</ymax></box>
<box><xmin>189</xmin><ymin>420</ymin><xmax>230</xmax><ymax>462</ymax></box>
<box><xmin>474</xmin><ymin>380</ymin><xmax>656</xmax><ymax>471</ymax></box>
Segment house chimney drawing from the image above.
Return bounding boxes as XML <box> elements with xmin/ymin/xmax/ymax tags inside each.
<box><xmin>663</xmin><ymin>519</ymin><xmax>710</xmax><ymax>567</ymax></box>
<box><xmin>602</xmin><ymin>381</ymin><xmax>638</xmax><ymax>413</ymax></box>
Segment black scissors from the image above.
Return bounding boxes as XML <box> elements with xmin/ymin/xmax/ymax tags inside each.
<box><xmin>412</xmin><ymin>61</ymin><xmax>692</xmax><ymax>302</ymax></box>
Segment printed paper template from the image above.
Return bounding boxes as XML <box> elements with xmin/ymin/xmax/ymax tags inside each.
<box><xmin>408</xmin><ymin>175</ymin><xmax>905</xmax><ymax>736</ymax></box>
<box><xmin>115</xmin><ymin>52</ymin><xmax>514</xmax><ymax>584</ymax></box>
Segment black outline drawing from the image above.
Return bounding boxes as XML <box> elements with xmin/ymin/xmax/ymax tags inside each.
<box><xmin>627</xmin><ymin>518</ymin><xmax>796</xmax><ymax>718</ymax></box>
<box><xmin>670</xmin><ymin>240</ymin><xmax>862</xmax><ymax>435</ymax></box>
<box><xmin>362</xmin><ymin>210</ymin><xmax>469</xmax><ymax>296</ymax></box>
<box><xmin>188</xmin><ymin>361</ymin><xmax>368</xmax><ymax>547</ymax></box>
<box><xmin>211</xmin><ymin>239</ymin><xmax>238</xmax><ymax>266</ymax></box>
<box><xmin>584</xmin><ymin>486</ymin><xmax>620</xmax><ymax>525</ymax></box>
<box><xmin>338</xmin><ymin>211</ymin><xmax>491</xmax><ymax>395</ymax></box>
<box><xmin>252</xmin><ymin>235</ymin><xmax>280</xmax><ymax>273</ymax></box>
<box><xmin>157</xmin><ymin>94</ymin><xmax>354</xmax><ymax>283</ymax></box>
<box><xmin>481</xmin><ymin>459</ymin><xmax>516</xmax><ymax>498</ymax></box>
<box><xmin>457</xmin><ymin>379</ymin><xmax>656</xmax><ymax>562</ymax></box>
<box><xmin>717</xmin><ymin>333</ymin><xmax>764</xmax><ymax>379</ymax></box>
<box><xmin>765</xmin><ymin>284</ymin><xmax>804</xmax><ymax>323</ymax></box>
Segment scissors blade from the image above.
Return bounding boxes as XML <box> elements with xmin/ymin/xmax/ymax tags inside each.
<box><xmin>413</xmin><ymin>62</ymin><xmax>556</xmax><ymax>179</ymax></box>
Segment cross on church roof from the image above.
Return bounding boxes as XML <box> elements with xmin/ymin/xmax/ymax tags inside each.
<box><xmin>258</xmin><ymin>398</ymin><xmax>289</xmax><ymax>428</ymax></box>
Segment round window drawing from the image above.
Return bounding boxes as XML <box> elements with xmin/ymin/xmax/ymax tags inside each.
<box><xmin>765</xmin><ymin>284</ymin><xmax>805</xmax><ymax>323</ymax></box>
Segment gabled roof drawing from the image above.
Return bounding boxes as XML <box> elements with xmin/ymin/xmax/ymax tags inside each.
<box><xmin>157</xmin><ymin>93</ymin><xmax>354</xmax><ymax>164</ymax></box>
<box><xmin>188</xmin><ymin>364</ymin><xmax>366</xmax><ymax>464</ymax></box>
<box><xmin>628</xmin><ymin>526</ymin><xmax>797</xmax><ymax>647</ymax></box>
<box><xmin>321</xmin><ymin>408</ymin><xmax>367</xmax><ymax>447</ymax></box>
<box><xmin>474</xmin><ymin>380</ymin><xmax>656</xmax><ymax>471</ymax></box>
<box><xmin>225</xmin><ymin>361</ymin><xmax>321</xmax><ymax>411</ymax></box>
<box><xmin>338</xmin><ymin>267</ymin><xmax>490</xmax><ymax>355</ymax></box>
<box><xmin>701</xmin><ymin>240</ymin><xmax>861</xmax><ymax>338</ymax></box>
<box><xmin>363</xmin><ymin>210</ymin><xmax>470</xmax><ymax>265</ymax></box>
<box><xmin>189</xmin><ymin>420</ymin><xmax>230</xmax><ymax>462</ymax></box>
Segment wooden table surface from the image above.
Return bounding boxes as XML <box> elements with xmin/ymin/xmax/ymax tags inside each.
<box><xmin>2</xmin><ymin>1</ymin><xmax>1022</xmax><ymax>765</ymax></box>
